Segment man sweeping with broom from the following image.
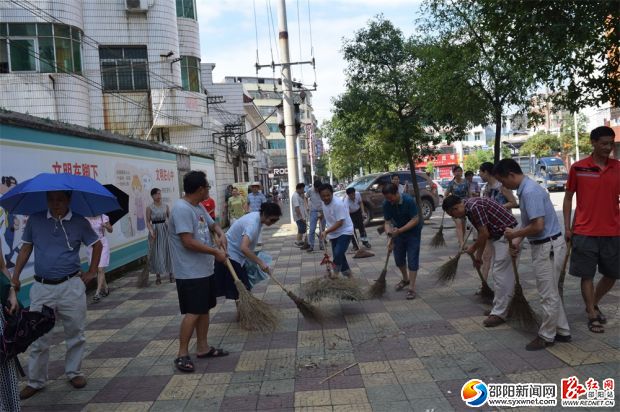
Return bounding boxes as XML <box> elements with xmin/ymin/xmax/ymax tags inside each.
<box><xmin>382</xmin><ymin>183</ymin><xmax>423</xmax><ymax>300</ymax></box>
<box><xmin>494</xmin><ymin>159</ymin><xmax>571</xmax><ymax>351</ymax></box>
<box><xmin>442</xmin><ymin>195</ymin><xmax>517</xmax><ymax>327</ymax></box>
<box><xmin>318</xmin><ymin>183</ymin><xmax>355</xmax><ymax>277</ymax></box>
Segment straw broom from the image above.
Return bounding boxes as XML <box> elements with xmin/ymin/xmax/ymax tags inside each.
<box><xmin>435</xmin><ymin>228</ymin><xmax>474</xmax><ymax>284</ymax></box>
<box><xmin>467</xmin><ymin>254</ymin><xmax>494</xmax><ymax>301</ymax></box>
<box><xmin>367</xmin><ymin>241</ymin><xmax>392</xmax><ymax>298</ymax></box>
<box><xmin>352</xmin><ymin>232</ymin><xmax>374</xmax><ymax>259</ymax></box>
<box><xmin>267</xmin><ymin>272</ymin><xmax>323</xmax><ymax>322</ymax></box>
<box><xmin>214</xmin><ymin>233</ymin><xmax>278</xmax><ymax>332</ymax></box>
<box><xmin>507</xmin><ymin>241</ymin><xmax>538</xmax><ymax>329</ymax></box>
<box><xmin>558</xmin><ymin>241</ymin><xmax>571</xmax><ymax>302</ymax></box>
<box><xmin>430</xmin><ymin>210</ymin><xmax>447</xmax><ymax>248</ymax></box>
<box><xmin>302</xmin><ymin>252</ymin><xmax>364</xmax><ymax>302</ymax></box>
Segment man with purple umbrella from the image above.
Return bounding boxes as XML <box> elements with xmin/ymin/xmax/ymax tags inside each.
<box><xmin>1</xmin><ymin>173</ymin><xmax>119</xmax><ymax>400</ymax></box>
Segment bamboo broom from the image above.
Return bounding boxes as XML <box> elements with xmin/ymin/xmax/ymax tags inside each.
<box><xmin>507</xmin><ymin>241</ymin><xmax>538</xmax><ymax>329</ymax></box>
<box><xmin>430</xmin><ymin>210</ymin><xmax>447</xmax><ymax>248</ymax></box>
<box><xmin>435</xmin><ymin>228</ymin><xmax>474</xmax><ymax>284</ymax></box>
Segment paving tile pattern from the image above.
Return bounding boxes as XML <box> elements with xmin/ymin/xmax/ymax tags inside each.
<box><xmin>18</xmin><ymin>211</ymin><xmax>619</xmax><ymax>411</ymax></box>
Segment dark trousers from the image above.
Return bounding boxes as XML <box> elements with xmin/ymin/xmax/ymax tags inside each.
<box><xmin>350</xmin><ymin>209</ymin><xmax>367</xmax><ymax>248</ymax></box>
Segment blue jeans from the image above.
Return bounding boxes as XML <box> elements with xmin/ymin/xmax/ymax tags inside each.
<box><xmin>393</xmin><ymin>229</ymin><xmax>422</xmax><ymax>271</ymax></box>
<box><xmin>330</xmin><ymin>235</ymin><xmax>352</xmax><ymax>274</ymax></box>
<box><xmin>308</xmin><ymin>210</ymin><xmax>325</xmax><ymax>248</ymax></box>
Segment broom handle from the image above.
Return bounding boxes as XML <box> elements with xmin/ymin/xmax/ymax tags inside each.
<box><xmin>467</xmin><ymin>254</ymin><xmax>487</xmax><ymax>284</ymax></box>
<box><xmin>458</xmin><ymin>227</ymin><xmax>474</xmax><ymax>256</ymax></box>
<box><xmin>266</xmin><ymin>271</ymin><xmax>290</xmax><ymax>294</ymax></box>
<box><xmin>383</xmin><ymin>240</ymin><xmax>393</xmax><ymax>271</ymax></box>
<box><xmin>439</xmin><ymin>209</ymin><xmax>445</xmax><ymax>228</ymax></box>
<box><xmin>508</xmin><ymin>241</ymin><xmax>521</xmax><ymax>284</ymax></box>
<box><xmin>212</xmin><ymin>231</ymin><xmax>244</xmax><ymax>283</ymax></box>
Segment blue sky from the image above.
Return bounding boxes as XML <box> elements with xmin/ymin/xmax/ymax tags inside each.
<box><xmin>196</xmin><ymin>0</ymin><xmax>423</xmax><ymax>123</ymax></box>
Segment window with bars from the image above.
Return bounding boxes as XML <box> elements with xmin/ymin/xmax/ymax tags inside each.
<box><xmin>0</xmin><ymin>23</ymin><xmax>82</xmax><ymax>74</ymax></box>
<box><xmin>176</xmin><ymin>0</ymin><xmax>196</xmax><ymax>19</ymax></box>
<box><xmin>99</xmin><ymin>46</ymin><xmax>149</xmax><ymax>91</ymax></box>
<box><xmin>180</xmin><ymin>56</ymin><xmax>200</xmax><ymax>92</ymax></box>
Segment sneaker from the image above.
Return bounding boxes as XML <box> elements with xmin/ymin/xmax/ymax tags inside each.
<box><xmin>525</xmin><ymin>336</ymin><xmax>554</xmax><ymax>351</ymax></box>
<box><xmin>100</xmin><ymin>288</ymin><xmax>109</xmax><ymax>297</ymax></box>
<box><xmin>294</xmin><ymin>241</ymin><xmax>304</xmax><ymax>247</ymax></box>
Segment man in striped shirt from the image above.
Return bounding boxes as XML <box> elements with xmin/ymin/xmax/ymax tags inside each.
<box><xmin>443</xmin><ymin>195</ymin><xmax>518</xmax><ymax>327</ymax></box>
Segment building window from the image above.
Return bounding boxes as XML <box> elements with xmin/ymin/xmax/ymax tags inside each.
<box><xmin>99</xmin><ymin>46</ymin><xmax>149</xmax><ymax>91</ymax></box>
<box><xmin>176</xmin><ymin>0</ymin><xmax>196</xmax><ymax>19</ymax></box>
<box><xmin>267</xmin><ymin>123</ymin><xmax>280</xmax><ymax>133</ymax></box>
<box><xmin>180</xmin><ymin>56</ymin><xmax>200</xmax><ymax>92</ymax></box>
<box><xmin>259</xmin><ymin>106</ymin><xmax>277</xmax><ymax>117</ymax></box>
<box><xmin>0</xmin><ymin>23</ymin><xmax>83</xmax><ymax>74</ymax></box>
<box><xmin>268</xmin><ymin>139</ymin><xmax>286</xmax><ymax>149</ymax></box>
<box><xmin>474</xmin><ymin>132</ymin><xmax>482</xmax><ymax>141</ymax></box>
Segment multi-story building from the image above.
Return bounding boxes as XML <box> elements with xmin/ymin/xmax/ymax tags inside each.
<box><xmin>223</xmin><ymin>76</ymin><xmax>318</xmax><ymax>187</ymax></box>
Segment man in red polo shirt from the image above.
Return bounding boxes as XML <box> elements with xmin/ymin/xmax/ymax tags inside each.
<box><xmin>563</xmin><ymin>126</ymin><xmax>620</xmax><ymax>334</ymax></box>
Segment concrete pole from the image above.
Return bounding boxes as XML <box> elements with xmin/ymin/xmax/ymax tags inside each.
<box><xmin>276</xmin><ymin>0</ymin><xmax>299</xmax><ymax>222</ymax></box>
<box><xmin>296</xmin><ymin>137</ymin><xmax>304</xmax><ymax>184</ymax></box>
<box><xmin>574</xmin><ymin>112</ymin><xmax>580</xmax><ymax>161</ymax></box>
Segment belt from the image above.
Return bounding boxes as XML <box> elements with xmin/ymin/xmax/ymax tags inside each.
<box><xmin>530</xmin><ymin>233</ymin><xmax>562</xmax><ymax>245</ymax></box>
<box><xmin>34</xmin><ymin>271</ymin><xmax>80</xmax><ymax>285</ymax></box>
<box><xmin>151</xmin><ymin>220</ymin><xmax>166</xmax><ymax>224</ymax></box>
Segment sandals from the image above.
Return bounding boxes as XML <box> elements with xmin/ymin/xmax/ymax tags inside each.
<box><xmin>594</xmin><ymin>306</ymin><xmax>607</xmax><ymax>324</ymax></box>
<box><xmin>197</xmin><ymin>347</ymin><xmax>229</xmax><ymax>358</ymax></box>
<box><xmin>174</xmin><ymin>356</ymin><xmax>195</xmax><ymax>372</ymax></box>
<box><xmin>101</xmin><ymin>288</ymin><xmax>109</xmax><ymax>297</ymax></box>
<box><xmin>406</xmin><ymin>290</ymin><xmax>417</xmax><ymax>300</ymax></box>
<box><xmin>92</xmin><ymin>293</ymin><xmax>102</xmax><ymax>303</ymax></box>
<box><xmin>588</xmin><ymin>318</ymin><xmax>605</xmax><ymax>334</ymax></box>
<box><xmin>395</xmin><ymin>279</ymin><xmax>410</xmax><ymax>291</ymax></box>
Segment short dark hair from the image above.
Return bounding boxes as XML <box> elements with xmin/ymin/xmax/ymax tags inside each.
<box><xmin>345</xmin><ymin>187</ymin><xmax>355</xmax><ymax>195</ymax></box>
<box><xmin>591</xmin><ymin>126</ymin><xmax>615</xmax><ymax>141</ymax></box>
<box><xmin>391</xmin><ymin>174</ymin><xmax>399</xmax><ymax>179</ymax></box>
<box><xmin>381</xmin><ymin>183</ymin><xmax>399</xmax><ymax>195</ymax></box>
<box><xmin>1</xmin><ymin>176</ymin><xmax>17</xmax><ymax>185</ymax></box>
<box><xmin>479</xmin><ymin>162</ymin><xmax>494</xmax><ymax>173</ymax></box>
<box><xmin>442</xmin><ymin>195</ymin><xmax>462</xmax><ymax>212</ymax></box>
<box><xmin>47</xmin><ymin>190</ymin><xmax>72</xmax><ymax>199</ymax></box>
<box><xmin>452</xmin><ymin>166</ymin><xmax>463</xmax><ymax>173</ymax></box>
<box><xmin>493</xmin><ymin>159</ymin><xmax>523</xmax><ymax>177</ymax></box>
<box><xmin>465</xmin><ymin>171</ymin><xmax>474</xmax><ymax>177</ymax></box>
<box><xmin>296</xmin><ymin>183</ymin><xmax>305</xmax><ymax>190</ymax></box>
<box><xmin>183</xmin><ymin>170</ymin><xmax>207</xmax><ymax>194</ymax></box>
<box><xmin>150</xmin><ymin>188</ymin><xmax>160</xmax><ymax>196</ymax></box>
<box><xmin>260</xmin><ymin>202</ymin><xmax>282</xmax><ymax>217</ymax></box>
<box><xmin>318</xmin><ymin>183</ymin><xmax>333</xmax><ymax>194</ymax></box>
<box><xmin>313</xmin><ymin>179</ymin><xmax>322</xmax><ymax>189</ymax></box>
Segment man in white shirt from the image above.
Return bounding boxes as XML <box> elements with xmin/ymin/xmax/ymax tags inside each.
<box><xmin>306</xmin><ymin>180</ymin><xmax>325</xmax><ymax>252</ymax></box>
<box><xmin>345</xmin><ymin>187</ymin><xmax>371</xmax><ymax>249</ymax></box>
<box><xmin>291</xmin><ymin>183</ymin><xmax>308</xmax><ymax>247</ymax></box>
<box><xmin>319</xmin><ymin>183</ymin><xmax>355</xmax><ymax>277</ymax></box>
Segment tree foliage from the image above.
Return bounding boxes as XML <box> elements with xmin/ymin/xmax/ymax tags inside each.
<box><xmin>463</xmin><ymin>150</ymin><xmax>494</xmax><ymax>174</ymax></box>
<box><xmin>519</xmin><ymin>133</ymin><xmax>562</xmax><ymax>158</ymax></box>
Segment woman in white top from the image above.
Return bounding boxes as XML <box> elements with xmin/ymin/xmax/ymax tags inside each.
<box><xmin>86</xmin><ymin>214</ymin><xmax>113</xmax><ymax>302</ymax></box>
<box><xmin>318</xmin><ymin>184</ymin><xmax>355</xmax><ymax>277</ymax></box>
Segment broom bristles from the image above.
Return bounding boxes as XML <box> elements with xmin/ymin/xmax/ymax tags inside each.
<box><xmin>235</xmin><ymin>279</ymin><xmax>279</xmax><ymax>332</ymax></box>
<box><xmin>430</xmin><ymin>227</ymin><xmax>446</xmax><ymax>248</ymax></box>
<box><xmin>479</xmin><ymin>281</ymin><xmax>495</xmax><ymax>301</ymax></box>
<box><xmin>303</xmin><ymin>277</ymin><xmax>364</xmax><ymax>302</ymax></box>
<box><xmin>289</xmin><ymin>291</ymin><xmax>324</xmax><ymax>322</ymax></box>
<box><xmin>435</xmin><ymin>254</ymin><xmax>461</xmax><ymax>283</ymax></box>
<box><xmin>509</xmin><ymin>284</ymin><xmax>538</xmax><ymax>329</ymax></box>
<box><xmin>353</xmin><ymin>249</ymin><xmax>375</xmax><ymax>259</ymax></box>
<box><xmin>367</xmin><ymin>270</ymin><xmax>387</xmax><ymax>298</ymax></box>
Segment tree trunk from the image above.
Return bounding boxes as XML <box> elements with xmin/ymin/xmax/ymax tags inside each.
<box><xmin>493</xmin><ymin>107</ymin><xmax>503</xmax><ymax>164</ymax></box>
<box><xmin>405</xmin><ymin>143</ymin><xmax>424</xmax><ymax>222</ymax></box>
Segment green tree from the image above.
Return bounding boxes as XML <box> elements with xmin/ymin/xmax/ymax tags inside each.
<box><xmin>336</xmin><ymin>16</ymin><xmax>471</xmax><ymax>219</ymax></box>
<box><xmin>463</xmin><ymin>149</ymin><xmax>494</xmax><ymax>173</ymax></box>
<box><xmin>501</xmin><ymin>145</ymin><xmax>512</xmax><ymax>160</ymax></box>
<box><xmin>519</xmin><ymin>133</ymin><xmax>561</xmax><ymax>158</ymax></box>
<box><xmin>425</xmin><ymin>162</ymin><xmax>435</xmax><ymax>176</ymax></box>
<box><xmin>559</xmin><ymin>133</ymin><xmax>592</xmax><ymax>158</ymax></box>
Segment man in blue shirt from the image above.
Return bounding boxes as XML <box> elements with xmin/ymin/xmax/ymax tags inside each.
<box><xmin>494</xmin><ymin>159</ymin><xmax>571</xmax><ymax>351</ymax></box>
<box><xmin>11</xmin><ymin>191</ymin><xmax>102</xmax><ymax>399</ymax></box>
<box><xmin>247</xmin><ymin>182</ymin><xmax>267</xmax><ymax>213</ymax></box>
<box><xmin>382</xmin><ymin>183</ymin><xmax>423</xmax><ymax>300</ymax></box>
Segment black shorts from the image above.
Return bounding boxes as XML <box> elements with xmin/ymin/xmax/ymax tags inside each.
<box><xmin>570</xmin><ymin>235</ymin><xmax>619</xmax><ymax>280</ymax></box>
<box><xmin>175</xmin><ymin>276</ymin><xmax>218</xmax><ymax>314</ymax></box>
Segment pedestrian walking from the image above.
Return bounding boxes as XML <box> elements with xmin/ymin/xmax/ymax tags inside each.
<box><xmin>465</xmin><ymin>171</ymin><xmax>480</xmax><ymax>197</ymax></box>
<box><xmin>319</xmin><ymin>184</ymin><xmax>354</xmax><ymax>277</ymax></box>
<box><xmin>292</xmin><ymin>183</ymin><xmax>308</xmax><ymax>248</ymax></box>
<box><xmin>345</xmin><ymin>187</ymin><xmax>371</xmax><ymax>250</ymax></box>
<box><xmin>445</xmin><ymin>166</ymin><xmax>470</xmax><ymax>247</ymax></box>
<box><xmin>214</xmin><ymin>203</ymin><xmax>282</xmax><ymax>303</ymax></box>
<box><xmin>227</xmin><ymin>187</ymin><xmax>247</xmax><ymax>226</ymax></box>
<box><xmin>85</xmin><ymin>214</ymin><xmax>112</xmax><ymax>303</ymax></box>
<box><xmin>478</xmin><ymin>162</ymin><xmax>518</xmax><ymax>293</ymax></box>
<box><xmin>146</xmin><ymin>188</ymin><xmax>173</xmax><ymax>285</ymax></box>
<box><xmin>494</xmin><ymin>159</ymin><xmax>571</xmax><ymax>350</ymax></box>
<box><xmin>442</xmin><ymin>195</ymin><xmax>518</xmax><ymax>326</ymax></box>
<box><xmin>391</xmin><ymin>174</ymin><xmax>409</xmax><ymax>194</ymax></box>
<box><xmin>247</xmin><ymin>182</ymin><xmax>267</xmax><ymax>213</ymax></box>
<box><xmin>0</xmin><ymin>246</ymin><xmax>20</xmax><ymax>411</ymax></box>
<box><xmin>306</xmin><ymin>180</ymin><xmax>325</xmax><ymax>253</ymax></box>
<box><xmin>168</xmin><ymin>171</ymin><xmax>228</xmax><ymax>373</ymax></box>
<box><xmin>563</xmin><ymin>126</ymin><xmax>619</xmax><ymax>334</ymax></box>
<box><xmin>382</xmin><ymin>183</ymin><xmax>423</xmax><ymax>300</ymax></box>
<box><xmin>11</xmin><ymin>190</ymin><xmax>102</xmax><ymax>399</ymax></box>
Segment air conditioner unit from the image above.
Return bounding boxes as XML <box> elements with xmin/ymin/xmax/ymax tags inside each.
<box><xmin>126</xmin><ymin>0</ymin><xmax>148</xmax><ymax>12</ymax></box>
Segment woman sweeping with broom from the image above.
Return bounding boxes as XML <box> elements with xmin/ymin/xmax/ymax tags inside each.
<box><xmin>494</xmin><ymin>159</ymin><xmax>571</xmax><ymax>351</ymax></box>
<box><xmin>442</xmin><ymin>195</ymin><xmax>517</xmax><ymax>326</ymax></box>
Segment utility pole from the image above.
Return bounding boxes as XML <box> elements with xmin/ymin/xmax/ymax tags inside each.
<box><xmin>276</xmin><ymin>0</ymin><xmax>299</xmax><ymax>223</ymax></box>
<box><xmin>296</xmin><ymin>137</ymin><xmax>304</xmax><ymax>185</ymax></box>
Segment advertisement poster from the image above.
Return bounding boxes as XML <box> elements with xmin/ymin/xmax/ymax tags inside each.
<box><xmin>0</xmin><ymin>128</ymin><xmax>179</xmax><ymax>291</ymax></box>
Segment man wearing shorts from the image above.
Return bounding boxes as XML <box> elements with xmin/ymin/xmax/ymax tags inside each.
<box><xmin>169</xmin><ymin>171</ymin><xmax>228</xmax><ymax>372</ymax></box>
<box><xmin>563</xmin><ymin>126</ymin><xmax>619</xmax><ymax>333</ymax></box>
<box><xmin>291</xmin><ymin>183</ymin><xmax>308</xmax><ymax>248</ymax></box>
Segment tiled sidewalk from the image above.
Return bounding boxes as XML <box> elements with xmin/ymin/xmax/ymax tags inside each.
<box><xmin>19</xmin><ymin>214</ymin><xmax>619</xmax><ymax>411</ymax></box>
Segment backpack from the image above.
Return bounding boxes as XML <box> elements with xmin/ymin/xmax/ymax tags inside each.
<box><xmin>1</xmin><ymin>305</ymin><xmax>56</xmax><ymax>375</ymax></box>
